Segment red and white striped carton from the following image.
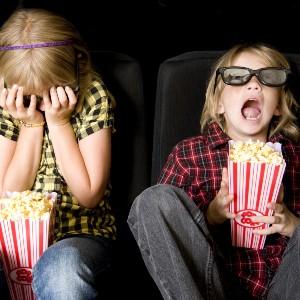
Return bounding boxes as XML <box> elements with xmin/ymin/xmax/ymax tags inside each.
<box><xmin>228</xmin><ymin>141</ymin><xmax>286</xmax><ymax>250</ymax></box>
<box><xmin>0</xmin><ymin>191</ymin><xmax>56</xmax><ymax>300</ymax></box>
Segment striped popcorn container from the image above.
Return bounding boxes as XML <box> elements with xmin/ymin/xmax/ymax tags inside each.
<box><xmin>0</xmin><ymin>192</ymin><xmax>56</xmax><ymax>300</ymax></box>
<box><xmin>228</xmin><ymin>141</ymin><xmax>286</xmax><ymax>249</ymax></box>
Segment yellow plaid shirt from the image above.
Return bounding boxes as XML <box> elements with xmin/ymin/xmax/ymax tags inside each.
<box><xmin>0</xmin><ymin>80</ymin><xmax>116</xmax><ymax>241</ymax></box>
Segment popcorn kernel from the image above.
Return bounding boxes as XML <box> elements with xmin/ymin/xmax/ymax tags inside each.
<box><xmin>229</xmin><ymin>140</ymin><xmax>284</xmax><ymax>165</ymax></box>
<box><xmin>0</xmin><ymin>191</ymin><xmax>53</xmax><ymax>220</ymax></box>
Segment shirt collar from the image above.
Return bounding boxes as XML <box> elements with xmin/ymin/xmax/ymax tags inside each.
<box><xmin>269</xmin><ymin>131</ymin><xmax>289</xmax><ymax>143</ymax></box>
<box><xmin>205</xmin><ymin>122</ymin><xmax>230</xmax><ymax>149</ymax></box>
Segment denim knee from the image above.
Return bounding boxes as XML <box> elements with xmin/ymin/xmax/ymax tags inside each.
<box><xmin>34</xmin><ymin>242</ymin><xmax>91</xmax><ymax>281</ymax></box>
<box><xmin>32</xmin><ymin>236</ymin><xmax>106</xmax><ymax>300</ymax></box>
<box><xmin>130</xmin><ymin>184</ymin><xmax>187</xmax><ymax>221</ymax></box>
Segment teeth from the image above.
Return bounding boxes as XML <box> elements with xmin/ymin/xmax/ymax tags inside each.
<box><xmin>245</xmin><ymin>113</ymin><xmax>261</xmax><ymax>120</ymax></box>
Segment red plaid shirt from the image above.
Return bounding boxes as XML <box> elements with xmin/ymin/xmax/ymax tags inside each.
<box><xmin>158</xmin><ymin>122</ymin><xmax>300</xmax><ymax>299</ymax></box>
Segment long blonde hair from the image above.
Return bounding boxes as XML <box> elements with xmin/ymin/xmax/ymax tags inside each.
<box><xmin>0</xmin><ymin>8</ymin><xmax>100</xmax><ymax>111</ymax></box>
<box><xmin>200</xmin><ymin>44</ymin><xmax>300</xmax><ymax>141</ymax></box>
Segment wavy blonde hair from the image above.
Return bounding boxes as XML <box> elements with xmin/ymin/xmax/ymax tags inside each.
<box><xmin>200</xmin><ymin>44</ymin><xmax>299</xmax><ymax>141</ymax></box>
<box><xmin>0</xmin><ymin>8</ymin><xmax>101</xmax><ymax>111</ymax></box>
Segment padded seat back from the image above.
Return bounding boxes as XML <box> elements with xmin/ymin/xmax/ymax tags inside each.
<box><xmin>91</xmin><ymin>51</ymin><xmax>161</xmax><ymax>299</ymax></box>
<box><xmin>91</xmin><ymin>51</ymin><xmax>150</xmax><ymax>213</ymax></box>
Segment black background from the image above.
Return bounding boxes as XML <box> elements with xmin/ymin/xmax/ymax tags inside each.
<box><xmin>1</xmin><ymin>2</ymin><xmax>299</xmax><ymax>299</ymax></box>
<box><xmin>1</xmin><ymin>0</ymin><xmax>299</xmax><ymax>120</ymax></box>
<box><xmin>2</xmin><ymin>1</ymin><xmax>299</xmax><ymax>54</ymax></box>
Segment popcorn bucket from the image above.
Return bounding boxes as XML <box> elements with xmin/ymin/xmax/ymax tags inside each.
<box><xmin>0</xmin><ymin>192</ymin><xmax>56</xmax><ymax>300</ymax></box>
<box><xmin>228</xmin><ymin>141</ymin><xmax>286</xmax><ymax>249</ymax></box>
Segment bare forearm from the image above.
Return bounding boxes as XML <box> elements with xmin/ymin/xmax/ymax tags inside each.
<box><xmin>48</xmin><ymin>123</ymin><xmax>106</xmax><ymax>208</ymax></box>
<box><xmin>2</xmin><ymin>127</ymin><xmax>43</xmax><ymax>191</ymax></box>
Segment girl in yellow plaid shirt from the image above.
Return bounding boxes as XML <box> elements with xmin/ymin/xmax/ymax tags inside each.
<box><xmin>0</xmin><ymin>8</ymin><xmax>116</xmax><ymax>299</ymax></box>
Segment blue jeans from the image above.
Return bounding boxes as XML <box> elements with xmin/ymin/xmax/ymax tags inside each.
<box><xmin>128</xmin><ymin>184</ymin><xmax>300</xmax><ymax>300</ymax></box>
<box><xmin>267</xmin><ymin>225</ymin><xmax>300</xmax><ymax>299</ymax></box>
<box><xmin>32</xmin><ymin>235</ymin><xmax>112</xmax><ymax>300</ymax></box>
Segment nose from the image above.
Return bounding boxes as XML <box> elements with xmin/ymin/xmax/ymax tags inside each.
<box><xmin>246</xmin><ymin>75</ymin><xmax>262</xmax><ymax>91</ymax></box>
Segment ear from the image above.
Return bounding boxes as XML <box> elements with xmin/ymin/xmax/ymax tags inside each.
<box><xmin>217</xmin><ymin>100</ymin><xmax>225</xmax><ymax>114</ymax></box>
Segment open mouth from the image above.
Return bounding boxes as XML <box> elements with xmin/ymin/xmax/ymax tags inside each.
<box><xmin>241</xmin><ymin>99</ymin><xmax>262</xmax><ymax>120</ymax></box>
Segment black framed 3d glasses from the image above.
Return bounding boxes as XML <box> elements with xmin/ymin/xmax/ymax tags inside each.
<box><xmin>214</xmin><ymin>66</ymin><xmax>291</xmax><ymax>92</ymax></box>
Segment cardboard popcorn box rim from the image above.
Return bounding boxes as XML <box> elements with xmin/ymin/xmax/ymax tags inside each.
<box><xmin>228</xmin><ymin>139</ymin><xmax>283</xmax><ymax>152</ymax></box>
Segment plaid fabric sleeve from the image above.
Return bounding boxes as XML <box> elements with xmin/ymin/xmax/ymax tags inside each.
<box><xmin>158</xmin><ymin>142</ymin><xmax>189</xmax><ymax>187</ymax></box>
<box><xmin>77</xmin><ymin>80</ymin><xmax>115</xmax><ymax>140</ymax></box>
<box><xmin>0</xmin><ymin>107</ymin><xmax>19</xmax><ymax>141</ymax></box>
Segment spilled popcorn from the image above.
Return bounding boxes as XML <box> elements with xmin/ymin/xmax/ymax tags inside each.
<box><xmin>229</xmin><ymin>140</ymin><xmax>284</xmax><ymax>165</ymax></box>
<box><xmin>0</xmin><ymin>191</ymin><xmax>54</xmax><ymax>220</ymax></box>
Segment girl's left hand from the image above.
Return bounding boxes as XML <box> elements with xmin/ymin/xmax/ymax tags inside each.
<box><xmin>252</xmin><ymin>202</ymin><xmax>300</xmax><ymax>237</ymax></box>
<box><xmin>44</xmin><ymin>86</ymin><xmax>77</xmax><ymax>126</ymax></box>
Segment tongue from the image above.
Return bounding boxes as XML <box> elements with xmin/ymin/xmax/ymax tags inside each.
<box><xmin>242</xmin><ymin>107</ymin><xmax>261</xmax><ymax>119</ymax></box>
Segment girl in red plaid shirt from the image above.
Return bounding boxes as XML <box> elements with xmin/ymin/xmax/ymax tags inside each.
<box><xmin>128</xmin><ymin>44</ymin><xmax>300</xmax><ymax>300</ymax></box>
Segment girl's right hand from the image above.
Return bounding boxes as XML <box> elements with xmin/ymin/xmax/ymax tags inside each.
<box><xmin>0</xmin><ymin>85</ymin><xmax>44</xmax><ymax>124</ymax></box>
<box><xmin>206</xmin><ymin>167</ymin><xmax>235</xmax><ymax>225</ymax></box>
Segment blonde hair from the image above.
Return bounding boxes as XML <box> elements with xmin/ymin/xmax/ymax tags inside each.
<box><xmin>200</xmin><ymin>44</ymin><xmax>300</xmax><ymax>141</ymax></box>
<box><xmin>0</xmin><ymin>8</ymin><xmax>101</xmax><ymax>111</ymax></box>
